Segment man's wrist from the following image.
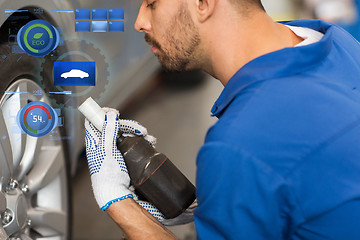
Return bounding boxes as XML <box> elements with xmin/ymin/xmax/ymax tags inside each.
<box><xmin>101</xmin><ymin>193</ymin><xmax>134</xmax><ymax>211</ymax></box>
<box><xmin>106</xmin><ymin>198</ymin><xmax>178</xmax><ymax>239</ymax></box>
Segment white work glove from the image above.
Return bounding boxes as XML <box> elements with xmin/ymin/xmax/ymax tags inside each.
<box><xmin>134</xmin><ymin>193</ymin><xmax>198</xmax><ymax>226</ymax></box>
<box><xmin>85</xmin><ymin>109</ymin><xmax>133</xmax><ymax>211</ymax></box>
<box><xmin>85</xmin><ymin>108</ymin><xmax>196</xmax><ymax>224</ymax></box>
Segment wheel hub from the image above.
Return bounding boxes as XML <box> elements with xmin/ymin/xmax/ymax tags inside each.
<box><xmin>3</xmin><ymin>184</ymin><xmax>29</xmax><ymax>236</ymax></box>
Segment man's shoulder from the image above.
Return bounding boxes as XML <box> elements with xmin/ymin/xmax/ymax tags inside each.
<box><xmin>208</xmin><ymin>74</ymin><xmax>357</xmax><ymax>139</ymax></box>
<box><xmin>206</xmin><ymin>71</ymin><xmax>360</xmax><ymax>169</ymax></box>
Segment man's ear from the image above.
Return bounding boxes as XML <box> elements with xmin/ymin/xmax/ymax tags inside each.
<box><xmin>194</xmin><ymin>0</ymin><xmax>217</xmax><ymax>22</ymax></box>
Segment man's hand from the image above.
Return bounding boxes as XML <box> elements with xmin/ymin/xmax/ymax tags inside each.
<box><xmin>85</xmin><ymin>109</ymin><xmax>133</xmax><ymax>210</ymax></box>
<box><xmin>84</xmin><ymin>109</ymin><xmax>178</xmax><ymax>239</ymax></box>
<box><xmin>133</xmin><ymin>193</ymin><xmax>197</xmax><ymax>226</ymax></box>
<box><xmin>84</xmin><ymin>109</ymin><xmax>195</xmax><ymax>239</ymax></box>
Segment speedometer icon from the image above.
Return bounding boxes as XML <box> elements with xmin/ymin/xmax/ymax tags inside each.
<box><xmin>16</xmin><ymin>101</ymin><xmax>59</xmax><ymax>137</ymax></box>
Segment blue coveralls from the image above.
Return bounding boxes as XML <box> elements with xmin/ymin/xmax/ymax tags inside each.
<box><xmin>194</xmin><ymin>20</ymin><xmax>360</xmax><ymax>239</ymax></box>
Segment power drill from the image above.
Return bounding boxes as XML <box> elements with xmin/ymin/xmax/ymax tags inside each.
<box><xmin>79</xmin><ymin>97</ymin><xmax>196</xmax><ymax>219</ymax></box>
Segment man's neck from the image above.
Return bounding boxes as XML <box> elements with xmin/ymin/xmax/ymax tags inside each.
<box><xmin>202</xmin><ymin>12</ymin><xmax>303</xmax><ymax>86</ymax></box>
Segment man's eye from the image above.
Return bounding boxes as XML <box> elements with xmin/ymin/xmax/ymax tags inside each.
<box><xmin>146</xmin><ymin>1</ymin><xmax>156</xmax><ymax>8</ymax></box>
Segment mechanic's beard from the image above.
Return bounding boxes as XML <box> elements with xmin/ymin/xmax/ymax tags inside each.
<box><xmin>146</xmin><ymin>5</ymin><xmax>200</xmax><ymax>72</ymax></box>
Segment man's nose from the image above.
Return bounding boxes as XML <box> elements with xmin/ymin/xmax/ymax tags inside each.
<box><xmin>134</xmin><ymin>3</ymin><xmax>151</xmax><ymax>33</ymax></box>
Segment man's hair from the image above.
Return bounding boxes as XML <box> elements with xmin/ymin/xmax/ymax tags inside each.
<box><xmin>229</xmin><ymin>0</ymin><xmax>265</xmax><ymax>13</ymax></box>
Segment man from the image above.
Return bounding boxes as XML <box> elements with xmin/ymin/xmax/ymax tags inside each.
<box><xmin>84</xmin><ymin>0</ymin><xmax>360</xmax><ymax>239</ymax></box>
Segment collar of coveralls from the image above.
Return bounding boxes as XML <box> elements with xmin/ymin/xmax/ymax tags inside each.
<box><xmin>211</xmin><ymin>19</ymin><xmax>334</xmax><ymax>118</ymax></box>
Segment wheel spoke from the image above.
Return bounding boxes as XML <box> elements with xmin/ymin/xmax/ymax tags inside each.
<box><xmin>0</xmin><ymin>191</ymin><xmax>6</xmax><ymax>213</ymax></box>
<box><xmin>14</xmin><ymin>135</ymin><xmax>43</xmax><ymax>181</ymax></box>
<box><xmin>28</xmin><ymin>208</ymin><xmax>66</xmax><ymax>236</ymax></box>
<box><xmin>0</xmin><ymin>108</ymin><xmax>13</xmax><ymax>191</ymax></box>
<box><xmin>0</xmin><ymin>143</ymin><xmax>11</xmax><ymax>192</ymax></box>
<box><xmin>0</xmin><ymin>225</ymin><xmax>7</xmax><ymax>240</ymax></box>
<box><xmin>26</xmin><ymin>145</ymin><xmax>64</xmax><ymax>195</ymax></box>
<box><xmin>1</xmin><ymin>90</ymin><xmax>26</xmax><ymax>174</ymax></box>
<box><xmin>20</xmin><ymin>234</ymin><xmax>33</xmax><ymax>240</ymax></box>
<box><xmin>39</xmin><ymin>96</ymin><xmax>46</xmax><ymax>103</ymax></box>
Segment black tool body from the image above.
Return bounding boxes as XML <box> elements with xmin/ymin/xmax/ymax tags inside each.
<box><xmin>116</xmin><ymin>133</ymin><xmax>196</xmax><ymax>219</ymax></box>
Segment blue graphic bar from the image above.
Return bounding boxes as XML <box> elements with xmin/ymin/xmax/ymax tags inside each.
<box><xmin>73</xmin><ymin>8</ymin><xmax>125</xmax><ymax>33</ymax></box>
<box><xmin>49</xmin><ymin>91</ymin><xmax>72</xmax><ymax>95</ymax></box>
<box><xmin>92</xmin><ymin>9</ymin><xmax>107</xmax><ymax>20</ymax></box>
<box><xmin>75</xmin><ymin>8</ymin><xmax>91</xmax><ymax>20</ymax></box>
<box><xmin>109</xmin><ymin>21</ymin><xmax>124</xmax><ymax>32</ymax></box>
<box><xmin>92</xmin><ymin>21</ymin><xmax>107</xmax><ymax>32</ymax></box>
<box><xmin>5</xmin><ymin>91</ymin><xmax>27</xmax><ymax>94</ymax></box>
<box><xmin>5</xmin><ymin>9</ymin><xmax>28</xmax><ymax>14</ymax></box>
<box><xmin>109</xmin><ymin>9</ymin><xmax>124</xmax><ymax>20</ymax></box>
<box><xmin>75</xmin><ymin>21</ymin><xmax>91</xmax><ymax>32</ymax></box>
<box><xmin>51</xmin><ymin>9</ymin><xmax>74</xmax><ymax>13</ymax></box>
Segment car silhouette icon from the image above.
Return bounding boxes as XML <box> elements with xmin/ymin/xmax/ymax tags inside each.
<box><xmin>61</xmin><ymin>69</ymin><xmax>89</xmax><ymax>79</ymax></box>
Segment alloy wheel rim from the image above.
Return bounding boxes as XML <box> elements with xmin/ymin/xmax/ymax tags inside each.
<box><xmin>0</xmin><ymin>79</ymin><xmax>68</xmax><ymax>239</ymax></box>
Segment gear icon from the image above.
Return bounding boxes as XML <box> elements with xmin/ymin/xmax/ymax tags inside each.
<box><xmin>37</xmin><ymin>39</ymin><xmax>110</xmax><ymax>109</ymax></box>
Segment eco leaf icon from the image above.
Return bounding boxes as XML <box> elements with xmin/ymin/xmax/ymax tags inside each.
<box><xmin>33</xmin><ymin>33</ymin><xmax>43</xmax><ymax>39</ymax></box>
